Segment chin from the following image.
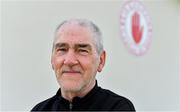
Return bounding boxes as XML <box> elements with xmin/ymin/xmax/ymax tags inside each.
<box><xmin>59</xmin><ymin>79</ymin><xmax>85</xmax><ymax>92</ymax></box>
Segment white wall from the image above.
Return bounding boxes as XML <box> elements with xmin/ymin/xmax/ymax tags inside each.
<box><xmin>1</xmin><ymin>0</ymin><xmax>180</xmax><ymax>111</ymax></box>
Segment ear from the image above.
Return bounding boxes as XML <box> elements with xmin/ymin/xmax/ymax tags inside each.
<box><xmin>97</xmin><ymin>51</ymin><xmax>106</xmax><ymax>72</ymax></box>
<box><xmin>51</xmin><ymin>55</ymin><xmax>55</xmax><ymax>70</ymax></box>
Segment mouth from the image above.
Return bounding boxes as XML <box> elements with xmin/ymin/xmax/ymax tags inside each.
<box><xmin>62</xmin><ymin>71</ymin><xmax>81</xmax><ymax>75</ymax></box>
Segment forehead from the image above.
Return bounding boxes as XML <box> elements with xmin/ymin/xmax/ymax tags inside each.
<box><xmin>54</xmin><ymin>23</ymin><xmax>95</xmax><ymax>45</ymax></box>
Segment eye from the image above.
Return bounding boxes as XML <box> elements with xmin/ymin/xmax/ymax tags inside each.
<box><xmin>79</xmin><ymin>49</ymin><xmax>88</xmax><ymax>52</ymax></box>
<box><xmin>55</xmin><ymin>47</ymin><xmax>68</xmax><ymax>55</ymax></box>
<box><xmin>57</xmin><ymin>48</ymin><xmax>67</xmax><ymax>52</ymax></box>
<box><xmin>78</xmin><ymin>49</ymin><xmax>89</xmax><ymax>55</ymax></box>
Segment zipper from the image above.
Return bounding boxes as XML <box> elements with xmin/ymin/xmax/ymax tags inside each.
<box><xmin>69</xmin><ymin>103</ymin><xmax>73</xmax><ymax>111</ymax></box>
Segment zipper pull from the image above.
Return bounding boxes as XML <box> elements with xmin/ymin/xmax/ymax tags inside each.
<box><xmin>69</xmin><ymin>103</ymin><xmax>73</xmax><ymax>110</ymax></box>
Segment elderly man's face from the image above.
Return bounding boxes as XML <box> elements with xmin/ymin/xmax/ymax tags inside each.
<box><xmin>51</xmin><ymin>24</ymin><xmax>104</xmax><ymax>92</ymax></box>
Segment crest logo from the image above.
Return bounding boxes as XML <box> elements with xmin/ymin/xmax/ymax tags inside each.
<box><xmin>120</xmin><ymin>0</ymin><xmax>152</xmax><ymax>56</ymax></box>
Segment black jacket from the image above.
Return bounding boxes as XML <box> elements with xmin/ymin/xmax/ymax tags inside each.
<box><xmin>31</xmin><ymin>82</ymin><xmax>135</xmax><ymax>111</ymax></box>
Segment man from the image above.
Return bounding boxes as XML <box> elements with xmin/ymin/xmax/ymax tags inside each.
<box><xmin>31</xmin><ymin>19</ymin><xmax>135</xmax><ymax>111</ymax></box>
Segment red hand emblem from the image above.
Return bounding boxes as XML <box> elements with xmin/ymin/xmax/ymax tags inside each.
<box><xmin>132</xmin><ymin>12</ymin><xmax>144</xmax><ymax>44</ymax></box>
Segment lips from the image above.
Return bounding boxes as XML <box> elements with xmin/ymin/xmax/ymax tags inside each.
<box><xmin>62</xmin><ymin>70</ymin><xmax>81</xmax><ymax>75</ymax></box>
<box><xmin>61</xmin><ymin>66</ymin><xmax>82</xmax><ymax>75</ymax></box>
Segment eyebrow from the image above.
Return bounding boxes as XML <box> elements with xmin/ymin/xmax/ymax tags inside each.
<box><xmin>75</xmin><ymin>44</ymin><xmax>92</xmax><ymax>50</ymax></box>
<box><xmin>54</xmin><ymin>43</ymin><xmax>68</xmax><ymax>49</ymax></box>
<box><xmin>54</xmin><ymin>43</ymin><xmax>92</xmax><ymax>50</ymax></box>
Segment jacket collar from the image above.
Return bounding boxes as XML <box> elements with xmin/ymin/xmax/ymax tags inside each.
<box><xmin>56</xmin><ymin>80</ymin><xmax>99</xmax><ymax>105</ymax></box>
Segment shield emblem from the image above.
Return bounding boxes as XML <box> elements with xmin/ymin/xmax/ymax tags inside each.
<box><xmin>119</xmin><ymin>0</ymin><xmax>152</xmax><ymax>56</ymax></box>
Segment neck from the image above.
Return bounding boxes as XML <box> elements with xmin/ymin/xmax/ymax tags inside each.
<box><xmin>61</xmin><ymin>80</ymin><xmax>96</xmax><ymax>102</ymax></box>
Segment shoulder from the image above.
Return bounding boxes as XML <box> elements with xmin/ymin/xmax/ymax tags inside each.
<box><xmin>98</xmin><ymin>87</ymin><xmax>135</xmax><ymax>111</ymax></box>
<box><xmin>31</xmin><ymin>95</ymin><xmax>57</xmax><ymax>111</ymax></box>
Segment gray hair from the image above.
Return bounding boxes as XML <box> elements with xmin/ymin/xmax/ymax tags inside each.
<box><xmin>53</xmin><ymin>19</ymin><xmax>104</xmax><ymax>55</ymax></box>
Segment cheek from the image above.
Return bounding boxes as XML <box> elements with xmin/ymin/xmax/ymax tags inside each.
<box><xmin>81</xmin><ymin>57</ymin><xmax>99</xmax><ymax>73</ymax></box>
<box><xmin>52</xmin><ymin>56</ymin><xmax>64</xmax><ymax>70</ymax></box>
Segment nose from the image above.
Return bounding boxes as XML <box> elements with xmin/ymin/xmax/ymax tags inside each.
<box><xmin>64</xmin><ymin>50</ymin><xmax>78</xmax><ymax>66</ymax></box>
